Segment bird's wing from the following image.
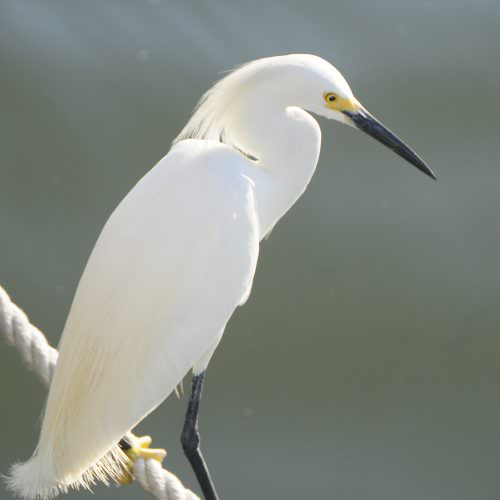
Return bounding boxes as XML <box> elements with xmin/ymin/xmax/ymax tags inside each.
<box><xmin>9</xmin><ymin>141</ymin><xmax>260</xmax><ymax>497</ymax></box>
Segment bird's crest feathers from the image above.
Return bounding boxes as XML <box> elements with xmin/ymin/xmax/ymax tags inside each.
<box><xmin>174</xmin><ymin>58</ymin><xmax>271</xmax><ymax>149</ymax></box>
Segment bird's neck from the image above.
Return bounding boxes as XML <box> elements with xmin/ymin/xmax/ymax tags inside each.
<box><xmin>231</xmin><ymin>104</ymin><xmax>322</xmax><ymax>238</ymax></box>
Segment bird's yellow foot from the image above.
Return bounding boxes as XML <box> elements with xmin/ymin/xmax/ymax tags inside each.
<box><xmin>117</xmin><ymin>433</ymin><xmax>167</xmax><ymax>485</ymax></box>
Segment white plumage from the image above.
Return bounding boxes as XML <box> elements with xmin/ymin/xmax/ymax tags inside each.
<box><xmin>8</xmin><ymin>140</ymin><xmax>260</xmax><ymax>498</ymax></box>
<box><xmin>7</xmin><ymin>54</ymin><xmax>434</xmax><ymax>499</ymax></box>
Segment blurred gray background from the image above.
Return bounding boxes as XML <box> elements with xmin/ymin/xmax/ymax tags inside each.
<box><xmin>1</xmin><ymin>0</ymin><xmax>499</xmax><ymax>499</ymax></box>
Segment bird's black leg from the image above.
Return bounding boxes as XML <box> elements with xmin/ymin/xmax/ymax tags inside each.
<box><xmin>181</xmin><ymin>371</ymin><xmax>219</xmax><ymax>500</ymax></box>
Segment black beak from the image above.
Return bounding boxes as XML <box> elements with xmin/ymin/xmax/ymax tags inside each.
<box><xmin>343</xmin><ymin>108</ymin><xmax>436</xmax><ymax>180</ymax></box>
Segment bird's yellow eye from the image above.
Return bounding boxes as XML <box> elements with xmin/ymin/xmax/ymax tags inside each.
<box><xmin>324</xmin><ymin>92</ymin><xmax>337</xmax><ymax>103</ymax></box>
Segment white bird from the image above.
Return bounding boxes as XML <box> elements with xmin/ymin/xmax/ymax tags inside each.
<box><xmin>7</xmin><ymin>54</ymin><xmax>435</xmax><ymax>500</ymax></box>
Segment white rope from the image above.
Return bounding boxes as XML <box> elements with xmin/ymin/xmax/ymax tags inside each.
<box><xmin>0</xmin><ymin>284</ymin><xmax>200</xmax><ymax>500</ymax></box>
<box><xmin>133</xmin><ymin>459</ymin><xmax>199</xmax><ymax>500</ymax></box>
<box><xmin>0</xmin><ymin>286</ymin><xmax>58</xmax><ymax>388</ymax></box>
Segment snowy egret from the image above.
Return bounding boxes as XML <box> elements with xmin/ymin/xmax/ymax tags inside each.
<box><xmin>7</xmin><ymin>54</ymin><xmax>435</xmax><ymax>500</ymax></box>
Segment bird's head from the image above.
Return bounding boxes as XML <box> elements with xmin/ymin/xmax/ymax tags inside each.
<box><xmin>296</xmin><ymin>54</ymin><xmax>436</xmax><ymax>179</ymax></box>
<box><xmin>175</xmin><ymin>54</ymin><xmax>436</xmax><ymax>180</ymax></box>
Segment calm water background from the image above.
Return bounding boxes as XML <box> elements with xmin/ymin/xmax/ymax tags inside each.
<box><xmin>1</xmin><ymin>1</ymin><xmax>499</xmax><ymax>499</ymax></box>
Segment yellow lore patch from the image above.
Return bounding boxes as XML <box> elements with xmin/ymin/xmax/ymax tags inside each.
<box><xmin>323</xmin><ymin>92</ymin><xmax>361</xmax><ymax>113</ymax></box>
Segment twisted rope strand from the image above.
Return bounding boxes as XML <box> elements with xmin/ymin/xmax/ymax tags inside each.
<box><xmin>0</xmin><ymin>284</ymin><xmax>199</xmax><ymax>500</ymax></box>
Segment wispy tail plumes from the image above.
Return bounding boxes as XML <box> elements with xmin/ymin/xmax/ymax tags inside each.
<box><xmin>6</xmin><ymin>454</ymin><xmax>63</xmax><ymax>500</ymax></box>
<box><xmin>6</xmin><ymin>443</ymin><xmax>126</xmax><ymax>500</ymax></box>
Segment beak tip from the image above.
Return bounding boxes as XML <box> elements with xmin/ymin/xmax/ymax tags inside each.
<box><xmin>421</xmin><ymin>164</ymin><xmax>437</xmax><ymax>181</ymax></box>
